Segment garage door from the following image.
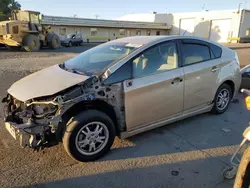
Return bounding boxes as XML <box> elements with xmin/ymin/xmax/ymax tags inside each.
<box><xmin>180</xmin><ymin>18</ymin><xmax>195</xmax><ymax>36</ymax></box>
<box><xmin>210</xmin><ymin>19</ymin><xmax>232</xmax><ymax>43</ymax></box>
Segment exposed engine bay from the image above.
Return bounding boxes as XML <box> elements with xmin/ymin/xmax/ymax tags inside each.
<box><xmin>2</xmin><ymin>76</ymin><xmax>125</xmax><ymax>149</ymax></box>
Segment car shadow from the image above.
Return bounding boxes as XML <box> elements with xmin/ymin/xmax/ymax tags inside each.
<box><xmin>29</xmin><ymin>154</ymin><xmax>234</xmax><ymax>188</ymax></box>
<box><xmin>1</xmin><ymin>95</ymin><xmax>246</xmax><ymax>188</ymax></box>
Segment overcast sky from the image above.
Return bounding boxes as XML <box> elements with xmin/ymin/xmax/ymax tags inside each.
<box><xmin>18</xmin><ymin>0</ymin><xmax>246</xmax><ymax>19</ymax></box>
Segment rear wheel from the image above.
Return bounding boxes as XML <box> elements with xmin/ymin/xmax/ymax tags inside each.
<box><xmin>79</xmin><ymin>40</ymin><xmax>83</xmax><ymax>46</ymax></box>
<box><xmin>63</xmin><ymin>110</ymin><xmax>116</xmax><ymax>162</ymax></box>
<box><xmin>211</xmin><ymin>83</ymin><xmax>232</xmax><ymax>114</ymax></box>
<box><xmin>49</xmin><ymin>34</ymin><xmax>60</xmax><ymax>49</ymax></box>
<box><xmin>23</xmin><ymin>35</ymin><xmax>40</xmax><ymax>52</ymax></box>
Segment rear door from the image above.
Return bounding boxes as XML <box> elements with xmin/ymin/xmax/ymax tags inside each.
<box><xmin>123</xmin><ymin>40</ymin><xmax>184</xmax><ymax>131</ymax></box>
<box><xmin>180</xmin><ymin>39</ymin><xmax>222</xmax><ymax>112</ymax></box>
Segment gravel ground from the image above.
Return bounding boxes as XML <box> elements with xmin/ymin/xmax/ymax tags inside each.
<box><xmin>0</xmin><ymin>43</ymin><xmax>249</xmax><ymax>188</ymax></box>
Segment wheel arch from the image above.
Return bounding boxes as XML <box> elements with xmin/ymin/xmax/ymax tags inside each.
<box><xmin>221</xmin><ymin>80</ymin><xmax>235</xmax><ymax>96</ymax></box>
<box><xmin>57</xmin><ymin>100</ymin><xmax>119</xmax><ymax>140</ymax></box>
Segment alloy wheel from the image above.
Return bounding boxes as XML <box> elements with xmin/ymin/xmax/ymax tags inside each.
<box><xmin>216</xmin><ymin>88</ymin><xmax>230</xmax><ymax>111</ymax></box>
<box><xmin>75</xmin><ymin>122</ymin><xmax>109</xmax><ymax>156</ymax></box>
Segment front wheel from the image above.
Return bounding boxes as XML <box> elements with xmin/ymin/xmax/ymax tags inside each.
<box><xmin>211</xmin><ymin>83</ymin><xmax>232</xmax><ymax>114</ymax></box>
<box><xmin>23</xmin><ymin>35</ymin><xmax>40</xmax><ymax>52</ymax></box>
<box><xmin>68</xmin><ymin>41</ymin><xmax>72</xmax><ymax>47</ymax></box>
<box><xmin>63</xmin><ymin>110</ymin><xmax>116</xmax><ymax>162</ymax></box>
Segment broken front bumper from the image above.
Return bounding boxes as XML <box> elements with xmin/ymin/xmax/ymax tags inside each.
<box><xmin>4</xmin><ymin>120</ymin><xmax>43</xmax><ymax>148</ymax></box>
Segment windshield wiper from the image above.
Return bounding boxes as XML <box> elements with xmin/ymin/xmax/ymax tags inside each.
<box><xmin>59</xmin><ymin>63</ymin><xmax>83</xmax><ymax>75</ymax></box>
<box><xmin>59</xmin><ymin>63</ymin><xmax>92</xmax><ymax>76</ymax></box>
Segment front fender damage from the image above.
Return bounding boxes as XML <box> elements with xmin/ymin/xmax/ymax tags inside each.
<box><xmin>2</xmin><ymin>76</ymin><xmax>125</xmax><ymax>149</ymax></box>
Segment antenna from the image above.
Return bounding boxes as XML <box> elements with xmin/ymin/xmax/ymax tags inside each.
<box><xmin>182</xmin><ymin>30</ymin><xmax>187</xmax><ymax>36</ymax></box>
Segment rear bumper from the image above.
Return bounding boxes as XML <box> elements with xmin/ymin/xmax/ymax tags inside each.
<box><xmin>0</xmin><ymin>34</ymin><xmax>21</xmax><ymax>46</ymax></box>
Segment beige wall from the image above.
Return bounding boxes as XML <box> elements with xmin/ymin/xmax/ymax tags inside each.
<box><xmin>51</xmin><ymin>25</ymin><xmax>167</xmax><ymax>42</ymax></box>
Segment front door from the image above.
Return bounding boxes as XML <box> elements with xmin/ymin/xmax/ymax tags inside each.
<box><xmin>180</xmin><ymin>39</ymin><xmax>221</xmax><ymax>111</ymax></box>
<box><xmin>124</xmin><ymin>40</ymin><xmax>184</xmax><ymax>131</ymax></box>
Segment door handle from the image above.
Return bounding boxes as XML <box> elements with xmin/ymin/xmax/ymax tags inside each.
<box><xmin>211</xmin><ymin>66</ymin><xmax>219</xmax><ymax>72</ymax></box>
<box><xmin>171</xmin><ymin>77</ymin><xmax>183</xmax><ymax>85</ymax></box>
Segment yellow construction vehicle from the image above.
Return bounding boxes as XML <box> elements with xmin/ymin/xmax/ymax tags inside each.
<box><xmin>0</xmin><ymin>10</ymin><xmax>60</xmax><ymax>52</ymax></box>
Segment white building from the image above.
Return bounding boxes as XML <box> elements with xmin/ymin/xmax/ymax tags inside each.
<box><xmin>118</xmin><ymin>9</ymin><xmax>250</xmax><ymax>43</ymax></box>
<box><xmin>42</xmin><ymin>9</ymin><xmax>250</xmax><ymax>43</ymax></box>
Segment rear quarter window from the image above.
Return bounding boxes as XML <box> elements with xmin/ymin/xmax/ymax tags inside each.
<box><xmin>209</xmin><ymin>43</ymin><xmax>222</xmax><ymax>58</ymax></box>
<box><xmin>182</xmin><ymin>43</ymin><xmax>211</xmax><ymax>65</ymax></box>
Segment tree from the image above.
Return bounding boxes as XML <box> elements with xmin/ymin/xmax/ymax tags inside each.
<box><xmin>0</xmin><ymin>0</ymin><xmax>21</xmax><ymax>21</ymax></box>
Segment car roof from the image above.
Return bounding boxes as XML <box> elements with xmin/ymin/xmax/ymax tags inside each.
<box><xmin>112</xmin><ymin>36</ymin><xmax>167</xmax><ymax>45</ymax></box>
<box><xmin>110</xmin><ymin>36</ymin><xmax>225</xmax><ymax>48</ymax></box>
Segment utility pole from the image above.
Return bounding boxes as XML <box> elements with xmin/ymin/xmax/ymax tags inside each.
<box><xmin>94</xmin><ymin>14</ymin><xmax>99</xmax><ymax>19</ymax></box>
<box><xmin>242</xmin><ymin>1</ymin><xmax>248</xmax><ymax>23</ymax></box>
<box><xmin>202</xmin><ymin>4</ymin><xmax>205</xmax><ymax>10</ymax></box>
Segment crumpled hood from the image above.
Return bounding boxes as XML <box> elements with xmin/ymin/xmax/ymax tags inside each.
<box><xmin>8</xmin><ymin>65</ymin><xmax>89</xmax><ymax>102</ymax></box>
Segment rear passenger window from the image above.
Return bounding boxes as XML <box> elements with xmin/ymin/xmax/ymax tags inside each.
<box><xmin>182</xmin><ymin>43</ymin><xmax>211</xmax><ymax>65</ymax></box>
<box><xmin>210</xmin><ymin>43</ymin><xmax>222</xmax><ymax>58</ymax></box>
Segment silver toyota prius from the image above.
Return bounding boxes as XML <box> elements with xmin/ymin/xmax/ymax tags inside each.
<box><xmin>2</xmin><ymin>36</ymin><xmax>241</xmax><ymax>162</ymax></box>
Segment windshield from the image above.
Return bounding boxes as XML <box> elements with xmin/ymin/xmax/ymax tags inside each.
<box><xmin>67</xmin><ymin>34</ymin><xmax>74</xmax><ymax>38</ymax></box>
<box><xmin>63</xmin><ymin>42</ymin><xmax>139</xmax><ymax>74</ymax></box>
<box><xmin>15</xmin><ymin>11</ymin><xmax>29</xmax><ymax>22</ymax></box>
<box><xmin>30</xmin><ymin>13</ymin><xmax>39</xmax><ymax>23</ymax></box>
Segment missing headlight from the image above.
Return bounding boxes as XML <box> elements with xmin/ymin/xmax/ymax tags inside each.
<box><xmin>33</xmin><ymin>104</ymin><xmax>58</xmax><ymax>118</ymax></box>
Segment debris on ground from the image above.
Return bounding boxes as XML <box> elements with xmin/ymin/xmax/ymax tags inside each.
<box><xmin>221</xmin><ymin>128</ymin><xmax>231</xmax><ymax>133</ymax></box>
<box><xmin>171</xmin><ymin>170</ymin><xmax>179</xmax><ymax>176</ymax></box>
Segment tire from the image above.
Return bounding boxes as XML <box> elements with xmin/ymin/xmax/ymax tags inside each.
<box><xmin>68</xmin><ymin>41</ymin><xmax>72</xmax><ymax>47</ymax></box>
<box><xmin>23</xmin><ymin>35</ymin><xmax>40</xmax><ymax>52</ymax></box>
<box><xmin>79</xmin><ymin>40</ymin><xmax>83</xmax><ymax>46</ymax></box>
<box><xmin>63</xmin><ymin>110</ymin><xmax>116</xmax><ymax>162</ymax></box>
<box><xmin>211</xmin><ymin>83</ymin><xmax>232</xmax><ymax>114</ymax></box>
<box><xmin>49</xmin><ymin>34</ymin><xmax>60</xmax><ymax>49</ymax></box>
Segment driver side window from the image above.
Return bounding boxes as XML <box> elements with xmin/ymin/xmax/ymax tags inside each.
<box><xmin>132</xmin><ymin>41</ymin><xmax>178</xmax><ymax>78</ymax></box>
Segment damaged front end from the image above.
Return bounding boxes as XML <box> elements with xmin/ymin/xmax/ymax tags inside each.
<box><xmin>2</xmin><ymin>94</ymin><xmax>59</xmax><ymax>148</ymax></box>
<box><xmin>2</xmin><ymin>75</ymin><xmax>125</xmax><ymax>149</ymax></box>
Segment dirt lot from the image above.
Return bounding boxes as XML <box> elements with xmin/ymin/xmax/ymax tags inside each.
<box><xmin>0</xmin><ymin>43</ymin><xmax>249</xmax><ymax>188</ymax></box>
